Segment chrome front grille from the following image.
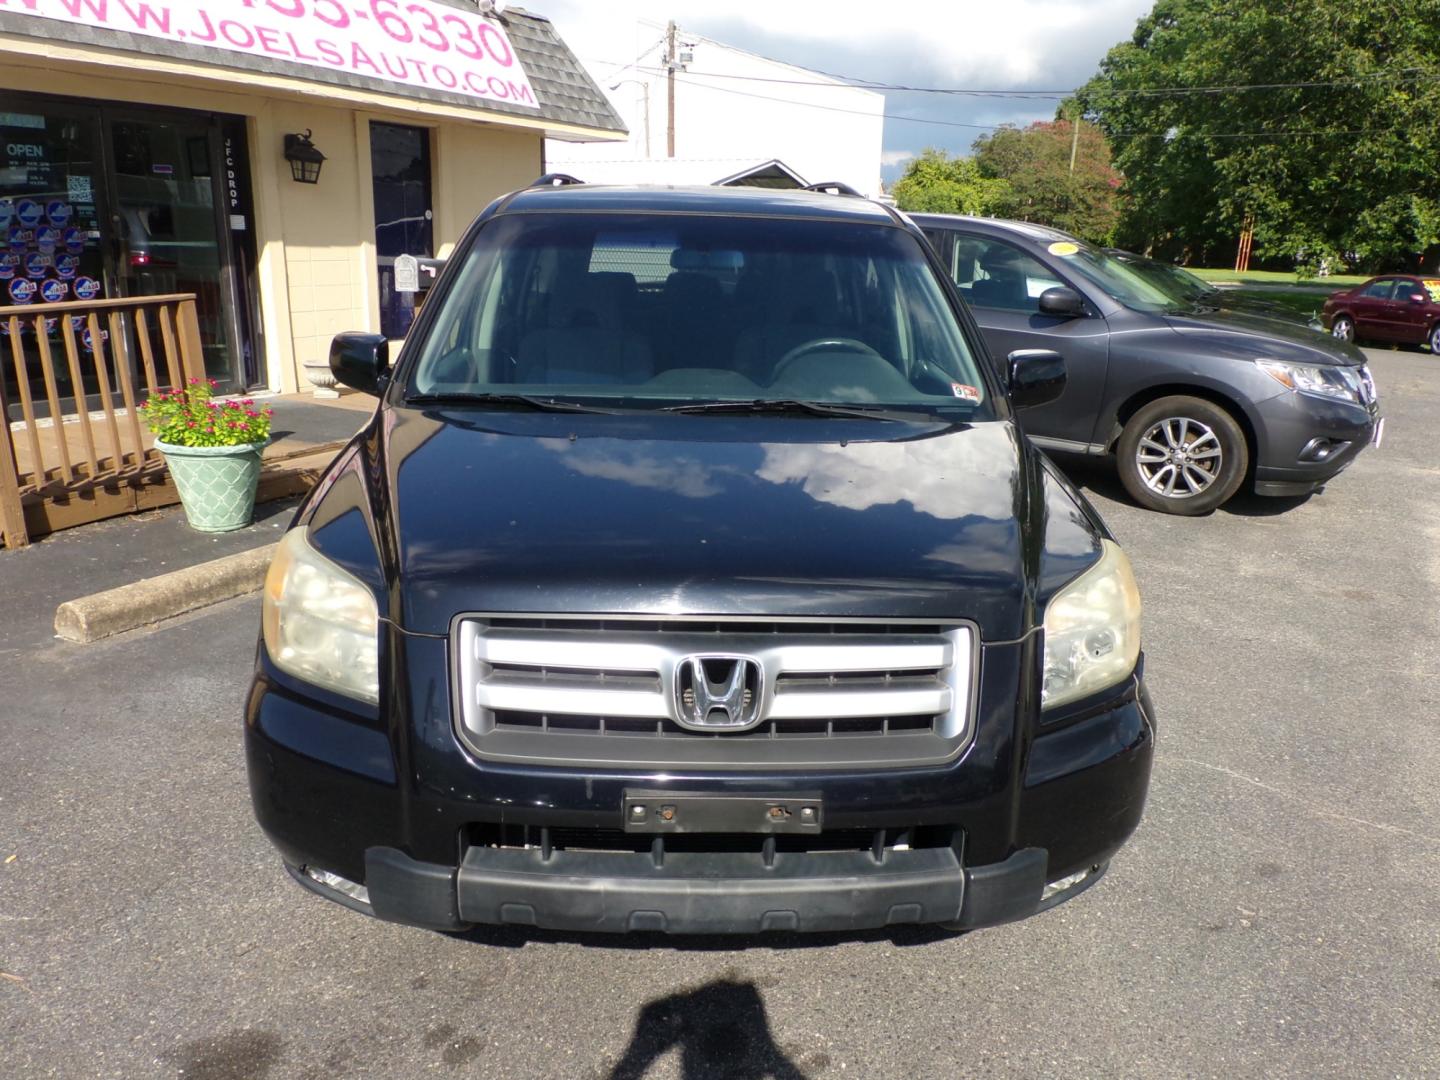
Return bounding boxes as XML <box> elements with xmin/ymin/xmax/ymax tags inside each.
<box><xmin>454</xmin><ymin>616</ymin><xmax>976</xmax><ymax>770</ymax></box>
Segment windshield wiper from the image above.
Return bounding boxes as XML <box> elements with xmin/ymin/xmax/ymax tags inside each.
<box><xmin>405</xmin><ymin>392</ymin><xmax>608</xmax><ymax>413</ymax></box>
<box><xmin>661</xmin><ymin>398</ymin><xmax>927</xmax><ymax>420</ymax></box>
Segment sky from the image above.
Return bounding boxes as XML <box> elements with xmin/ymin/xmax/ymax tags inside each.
<box><xmin>534</xmin><ymin>0</ymin><xmax>1156</xmax><ymax>182</ymax></box>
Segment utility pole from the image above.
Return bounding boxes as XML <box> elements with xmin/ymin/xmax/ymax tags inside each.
<box><xmin>1069</xmin><ymin>110</ymin><xmax>1081</xmax><ymax>173</ymax></box>
<box><xmin>665</xmin><ymin>19</ymin><xmax>677</xmax><ymax>158</ymax></box>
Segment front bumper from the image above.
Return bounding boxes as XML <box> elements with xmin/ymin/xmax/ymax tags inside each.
<box><xmin>246</xmin><ymin>636</ymin><xmax>1155</xmax><ymax>935</ymax></box>
<box><xmin>289</xmin><ymin>842</ymin><xmax>1096</xmax><ymax>935</ymax></box>
<box><xmin>1252</xmin><ymin>388</ymin><xmax>1380</xmax><ymax>496</ymax></box>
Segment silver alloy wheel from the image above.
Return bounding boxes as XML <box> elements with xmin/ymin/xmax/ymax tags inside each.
<box><xmin>1333</xmin><ymin>316</ymin><xmax>1354</xmax><ymax>341</ymax></box>
<box><xmin>1430</xmin><ymin>324</ymin><xmax>1440</xmax><ymax>353</ymax></box>
<box><xmin>1135</xmin><ymin>416</ymin><xmax>1223</xmax><ymax>499</ymax></box>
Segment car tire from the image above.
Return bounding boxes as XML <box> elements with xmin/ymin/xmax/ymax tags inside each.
<box><xmin>1117</xmin><ymin>396</ymin><xmax>1249</xmax><ymax>516</ymax></box>
<box><xmin>1332</xmin><ymin>314</ymin><xmax>1356</xmax><ymax>343</ymax></box>
<box><xmin>1429</xmin><ymin>323</ymin><xmax>1440</xmax><ymax>354</ymax></box>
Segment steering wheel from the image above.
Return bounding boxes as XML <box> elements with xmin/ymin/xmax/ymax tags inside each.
<box><xmin>771</xmin><ymin>338</ymin><xmax>884</xmax><ymax>382</ymax></box>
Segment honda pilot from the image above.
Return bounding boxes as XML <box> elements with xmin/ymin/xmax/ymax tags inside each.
<box><xmin>245</xmin><ymin>183</ymin><xmax>1155</xmax><ymax>936</ymax></box>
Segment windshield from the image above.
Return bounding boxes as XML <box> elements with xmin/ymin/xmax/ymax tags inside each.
<box><xmin>1112</xmin><ymin>255</ymin><xmax>1215</xmax><ymax>304</ymax></box>
<box><xmin>408</xmin><ymin>212</ymin><xmax>992</xmax><ymax>416</ymax></box>
<box><xmin>1041</xmin><ymin>242</ymin><xmax>1183</xmax><ymax>312</ymax></box>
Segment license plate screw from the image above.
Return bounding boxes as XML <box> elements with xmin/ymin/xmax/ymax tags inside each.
<box><xmin>800</xmin><ymin>807</ymin><xmax>816</xmax><ymax>822</ymax></box>
<box><xmin>660</xmin><ymin>806</ymin><xmax>676</xmax><ymax>821</ymax></box>
<box><xmin>768</xmin><ymin>806</ymin><xmax>787</xmax><ymax>819</ymax></box>
<box><xmin>630</xmin><ymin>804</ymin><xmax>647</xmax><ymax>819</ymax></box>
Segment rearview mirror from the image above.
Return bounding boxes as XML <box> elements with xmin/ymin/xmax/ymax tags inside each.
<box><xmin>1037</xmin><ymin>286</ymin><xmax>1087</xmax><ymax>318</ymax></box>
<box><xmin>1007</xmin><ymin>349</ymin><xmax>1066</xmax><ymax>410</ymax></box>
<box><xmin>329</xmin><ymin>332</ymin><xmax>390</xmax><ymax>395</ymax></box>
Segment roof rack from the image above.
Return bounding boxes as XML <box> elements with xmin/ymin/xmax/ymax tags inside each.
<box><xmin>802</xmin><ymin>181</ymin><xmax>862</xmax><ymax>197</ymax></box>
<box><xmin>530</xmin><ymin>173</ymin><xmax>584</xmax><ymax>188</ymax></box>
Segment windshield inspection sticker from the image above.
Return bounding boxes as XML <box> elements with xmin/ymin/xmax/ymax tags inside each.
<box><xmin>1047</xmin><ymin>241</ymin><xmax>1080</xmax><ymax>256</ymax></box>
<box><xmin>951</xmin><ymin>383</ymin><xmax>982</xmax><ymax>403</ymax></box>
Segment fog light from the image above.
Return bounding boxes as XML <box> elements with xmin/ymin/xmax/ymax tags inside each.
<box><xmin>1041</xmin><ymin>865</ymin><xmax>1098</xmax><ymax>902</ymax></box>
<box><xmin>303</xmin><ymin>866</ymin><xmax>371</xmax><ymax>905</ymax></box>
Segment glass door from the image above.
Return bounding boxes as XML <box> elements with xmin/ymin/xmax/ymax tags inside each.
<box><xmin>104</xmin><ymin>111</ymin><xmax>240</xmax><ymax>388</ymax></box>
<box><xmin>371</xmin><ymin>121</ymin><xmax>433</xmax><ymax>340</ymax></box>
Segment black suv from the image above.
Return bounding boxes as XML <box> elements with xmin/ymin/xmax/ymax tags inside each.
<box><xmin>913</xmin><ymin>215</ymin><xmax>1382</xmax><ymax>515</ymax></box>
<box><xmin>246</xmin><ymin>183</ymin><xmax>1154</xmax><ymax>936</ymax></box>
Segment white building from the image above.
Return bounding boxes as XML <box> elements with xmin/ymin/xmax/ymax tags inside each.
<box><xmin>547</xmin><ymin>26</ymin><xmax>884</xmax><ymax>197</ymax></box>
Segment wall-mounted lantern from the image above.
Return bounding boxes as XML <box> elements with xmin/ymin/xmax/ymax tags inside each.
<box><xmin>283</xmin><ymin>130</ymin><xmax>326</xmax><ymax>184</ymax></box>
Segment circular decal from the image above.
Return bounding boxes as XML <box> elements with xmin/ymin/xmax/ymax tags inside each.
<box><xmin>0</xmin><ymin>199</ymin><xmax>11</xmax><ymax>228</ymax></box>
<box><xmin>40</xmin><ymin>279</ymin><xmax>69</xmax><ymax>303</ymax></box>
<box><xmin>9</xmin><ymin>226</ymin><xmax>31</xmax><ymax>251</ymax></box>
<box><xmin>46</xmin><ymin>201</ymin><xmax>73</xmax><ymax>227</ymax></box>
<box><xmin>55</xmin><ymin>253</ymin><xmax>80</xmax><ymax>279</ymax></box>
<box><xmin>36</xmin><ymin>226</ymin><xmax>61</xmax><ymax>253</ymax></box>
<box><xmin>1047</xmin><ymin>241</ymin><xmax>1080</xmax><ymax>256</ymax></box>
<box><xmin>23</xmin><ymin>252</ymin><xmax>51</xmax><ymax>277</ymax></box>
<box><xmin>69</xmin><ymin>315</ymin><xmax>87</xmax><ymax>333</ymax></box>
<box><xmin>63</xmin><ymin>227</ymin><xmax>85</xmax><ymax>252</ymax></box>
<box><xmin>82</xmin><ymin>327</ymin><xmax>108</xmax><ymax>351</ymax></box>
<box><xmin>14</xmin><ymin>200</ymin><xmax>43</xmax><ymax>229</ymax></box>
<box><xmin>9</xmin><ymin>278</ymin><xmax>38</xmax><ymax>304</ymax></box>
<box><xmin>0</xmin><ymin>253</ymin><xmax>18</xmax><ymax>280</ymax></box>
<box><xmin>72</xmin><ymin>276</ymin><xmax>101</xmax><ymax>301</ymax></box>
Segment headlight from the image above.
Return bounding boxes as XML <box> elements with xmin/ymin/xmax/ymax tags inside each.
<box><xmin>1256</xmin><ymin>359</ymin><xmax>1362</xmax><ymax>404</ymax></box>
<box><xmin>262</xmin><ymin>527</ymin><xmax>380</xmax><ymax>704</ymax></box>
<box><xmin>1041</xmin><ymin>540</ymin><xmax>1142</xmax><ymax>711</ymax></box>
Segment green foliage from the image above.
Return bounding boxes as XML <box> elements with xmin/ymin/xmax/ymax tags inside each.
<box><xmin>891</xmin><ymin>149</ymin><xmax>1012</xmax><ymax>216</ymax></box>
<box><xmin>1075</xmin><ymin>0</ymin><xmax>1440</xmax><ymax>271</ymax></box>
<box><xmin>140</xmin><ymin>379</ymin><xmax>273</xmax><ymax>448</ymax></box>
<box><xmin>970</xmin><ymin>120</ymin><xmax>1124</xmax><ymax>243</ymax></box>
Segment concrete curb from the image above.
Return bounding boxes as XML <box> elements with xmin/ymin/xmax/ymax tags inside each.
<box><xmin>54</xmin><ymin>543</ymin><xmax>277</xmax><ymax>644</ymax></box>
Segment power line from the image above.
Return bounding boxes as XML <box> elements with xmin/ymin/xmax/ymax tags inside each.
<box><xmin>604</xmin><ymin>26</ymin><xmax>1439</xmax><ymax>100</ymax></box>
<box><xmin>633</xmin><ymin>65</ymin><xmax>1413</xmax><ymax>141</ymax></box>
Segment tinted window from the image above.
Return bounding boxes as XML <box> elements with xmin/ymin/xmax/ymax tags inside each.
<box><xmin>942</xmin><ymin>234</ymin><xmax>1063</xmax><ymax>312</ymax></box>
<box><xmin>1360</xmin><ymin>279</ymin><xmax>1395</xmax><ymax>299</ymax></box>
<box><xmin>410</xmin><ymin>213</ymin><xmax>991</xmax><ymax>414</ymax></box>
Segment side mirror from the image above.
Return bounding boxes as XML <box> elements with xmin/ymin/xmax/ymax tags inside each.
<box><xmin>1008</xmin><ymin>349</ymin><xmax>1066</xmax><ymax>410</ymax></box>
<box><xmin>1037</xmin><ymin>286</ymin><xmax>1087</xmax><ymax>318</ymax></box>
<box><xmin>329</xmin><ymin>332</ymin><xmax>390</xmax><ymax>395</ymax></box>
<box><xmin>1408</xmin><ymin>292</ymin><xmax>1427</xmax><ymax>304</ymax></box>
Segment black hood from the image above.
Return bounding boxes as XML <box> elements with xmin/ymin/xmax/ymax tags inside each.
<box><xmin>301</xmin><ymin>409</ymin><xmax>1105</xmax><ymax>643</ymax></box>
<box><xmin>1162</xmin><ymin>306</ymin><xmax>1367</xmax><ymax>366</ymax></box>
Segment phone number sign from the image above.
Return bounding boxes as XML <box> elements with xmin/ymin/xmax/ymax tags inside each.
<box><xmin>0</xmin><ymin>0</ymin><xmax>538</xmax><ymax>107</ymax></box>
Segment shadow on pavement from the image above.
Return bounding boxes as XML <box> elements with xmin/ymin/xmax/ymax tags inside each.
<box><xmin>605</xmin><ymin>977</ymin><xmax>808</xmax><ymax>1080</ymax></box>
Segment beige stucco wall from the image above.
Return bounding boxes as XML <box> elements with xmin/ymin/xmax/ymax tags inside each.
<box><xmin>0</xmin><ymin>39</ymin><xmax>590</xmax><ymax>394</ymax></box>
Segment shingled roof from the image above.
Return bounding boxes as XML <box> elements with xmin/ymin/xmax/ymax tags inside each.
<box><xmin>0</xmin><ymin>2</ymin><xmax>626</xmax><ymax>138</ymax></box>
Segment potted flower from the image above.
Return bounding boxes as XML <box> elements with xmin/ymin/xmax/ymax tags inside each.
<box><xmin>140</xmin><ymin>378</ymin><xmax>274</xmax><ymax>533</ymax></box>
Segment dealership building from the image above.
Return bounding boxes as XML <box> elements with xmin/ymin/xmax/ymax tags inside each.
<box><xmin>0</xmin><ymin>0</ymin><xmax>624</xmax><ymax>396</ymax></box>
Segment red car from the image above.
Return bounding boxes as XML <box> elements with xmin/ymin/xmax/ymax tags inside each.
<box><xmin>1323</xmin><ymin>274</ymin><xmax>1440</xmax><ymax>353</ymax></box>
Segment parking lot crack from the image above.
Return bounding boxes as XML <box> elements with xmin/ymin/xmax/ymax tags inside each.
<box><xmin>1171</xmin><ymin>757</ymin><xmax>1440</xmax><ymax>848</ymax></box>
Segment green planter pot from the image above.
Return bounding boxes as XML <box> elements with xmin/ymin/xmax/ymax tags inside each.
<box><xmin>155</xmin><ymin>438</ymin><xmax>269</xmax><ymax>533</ymax></box>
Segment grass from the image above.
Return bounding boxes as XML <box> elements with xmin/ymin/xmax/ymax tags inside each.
<box><xmin>1191</xmin><ymin>267</ymin><xmax>1370</xmax><ymax>287</ymax></box>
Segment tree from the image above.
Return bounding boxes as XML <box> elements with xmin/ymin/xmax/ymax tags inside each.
<box><xmin>1074</xmin><ymin>0</ymin><xmax>1440</xmax><ymax>271</ymax></box>
<box><xmin>891</xmin><ymin>149</ymin><xmax>1011</xmax><ymax>216</ymax></box>
<box><xmin>971</xmin><ymin>119</ymin><xmax>1123</xmax><ymax>243</ymax></box>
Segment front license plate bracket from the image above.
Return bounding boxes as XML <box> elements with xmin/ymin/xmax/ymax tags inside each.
<box><xmin>622</xmin><ymin>790</ymin><xmax>824</xmax><ymax>834</ymax></box>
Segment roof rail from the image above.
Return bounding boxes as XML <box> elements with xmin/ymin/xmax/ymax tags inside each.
<box><xmin>530</xmin><ymin>173</ymin><xmax>584</xmax><ymax>188</ymax></box>
<box><xmin>802</xmin><ymin>181</ymin><xmax>862</xmax><ymax>197</ymax></box>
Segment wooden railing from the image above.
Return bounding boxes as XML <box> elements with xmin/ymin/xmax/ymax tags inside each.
<box><xmin>0</xmin><ymin>294</ymin><xmax>205</xmax><ymax>548</ymax></box>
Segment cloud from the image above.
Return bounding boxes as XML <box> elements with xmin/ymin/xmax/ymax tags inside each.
<box><xmin>540</xmin><ymin>0</ymin><xmax>1153</xmax><ymax>160</ymax></box>
<box><xmin>881</xmin><ymin>149</ymin><xmax>916</xmax><ymax>167</ymax></box>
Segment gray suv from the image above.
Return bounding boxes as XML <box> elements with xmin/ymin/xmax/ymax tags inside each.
<box><xmin>913</xmin><ymin>215</ymin><xmax>1382</xmax><ymax>515</ymax></box>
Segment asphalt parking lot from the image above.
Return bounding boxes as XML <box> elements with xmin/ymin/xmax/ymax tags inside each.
<box><xmin>2</xmin><ymin>346</ymin><xmax>1436</xmax><ymax>1080</ymax></box>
